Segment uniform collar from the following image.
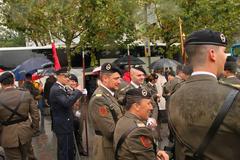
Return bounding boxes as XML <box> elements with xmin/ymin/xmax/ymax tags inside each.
<box><xmin>227</xmin><ymin>75</ymin><xmax>236</xmax><ymax>78</ymax></box>
<box><xmin>191</xmin><ymin>71</ymin><xmax>217</xmax><ymax>79</ymax></box>
<box><xmin>100</xmin><ymin>84</ymin><xmax>114</xmax><ymax>96</ymax></box>
<box><xmin>130</xmin><ymin>81</ymin><xmax>140</xmax><ymax>88</ymax></box>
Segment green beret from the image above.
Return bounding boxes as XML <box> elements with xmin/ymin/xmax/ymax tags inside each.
<box><xmin>185</xmin><ymin>29</ymin><xmax>227</xmax><ymax>47</ymax></box>
<box><xmin>55</xmin><ymin>67</ymin><xmax>69</xmax><ymax>75</ymax></box>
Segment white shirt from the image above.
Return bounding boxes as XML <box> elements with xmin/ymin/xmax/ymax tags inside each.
<box><xmin>191</xmin><ymin>71</ymin><xmax>217</xmax><ymax>79</ymax></box>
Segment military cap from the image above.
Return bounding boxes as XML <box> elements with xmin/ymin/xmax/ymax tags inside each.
<box><xmin>55</xmin><ymin>67</ymin><xmax>69</xmax><ymax>75</ymax></box>
<box><xmin>69</xmin><ymin>73</ymin><xmax>78</xmax><ymax>83</ymax></box>
<box><xmin>224</xmin><ymin>56</ymin><xmax>237</xmax><ymax>72</ymax></box>
<box><xmin>132</xmin><ymin>65</ymin><xmax>146</xmax><ymax>75</ymax></box>
<box><xmin>185</xmin><ymin>29</ymin><xmax>227</xmax><ymax>46</ymax></box>
<box><xmin>124</xmin><ymin>88</ymin><xmax>152</xmax><ymax>110</ymax></box>
<box><xmin>0</xmin><ymin>71</ymin><xmax>14</xmax><ymax>83</ymax></box>
<box><xmin>101</xmin><ymin>63</ymin><xmax>122</xmax><ymax>75</ymax></box>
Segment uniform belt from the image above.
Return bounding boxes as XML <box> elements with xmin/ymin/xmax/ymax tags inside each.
<box><xmin>1</xmin><ymin>117</ymin><xmax>28</xmax><ymax>126</ymax></box>
<box><xmin>95</xmin><ymin>130</ymin><xmax>103</xmax><ymax>136</ymax></box>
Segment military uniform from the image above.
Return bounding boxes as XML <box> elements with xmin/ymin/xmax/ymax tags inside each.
<box><xmin>114</xmin><ymin>112</ymin><xmax>157</xmax><ymax>160</ymax></box>
<box><xmin>222</xmin><ymin>76</ymin><xmax>240</xmax><ymax>85</ymax></box>
<box><xmin>89</xmin><ymin>85</ymin><xmax>124</xmax><ymax>160</ymax></box>
<box><xmin>169</xmin><ymin>74</ymin><xmax>240</xmax><ymax>160</ymax></box>
<box><xmin>0</xmin><ymin>87</ymin><xmax>39</xmax><ymax>159</ymax></box>
<box><xmin>163</xmin><ymin>76</ymin><xmax>184</xmax><ymax>98</ymax></box>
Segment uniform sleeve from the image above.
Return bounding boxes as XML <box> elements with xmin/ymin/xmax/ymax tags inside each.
<box><xmin>54</xmin><ymin>88</ymin><xmax>82</xmax><ymax>108</ymax></box>
<box><xmin>151</xmin><ymin>99</ymin><xmax>159</xmax><ymax>120</ymax></box>
<box><xmin>89</xmin><ymin>96</ymin><xmax>116</xmax><ymax>139</ymax></box>
<box><xmin>28</xmin><ymin>92</ymin><xmax>40</xmax><ymax>131</ymax></box>
<box><xmin>126</xmin><ymin>128</ymin><xmax>156</xmax><ymax>160</ymax></box>
<box><xmin>116</xmin><ymin>87</ymin><xmax>127</xmax><ymax>105</ymax></box>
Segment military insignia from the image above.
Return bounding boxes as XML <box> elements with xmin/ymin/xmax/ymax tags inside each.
<box><xmin>142</xmin><ymin>89</ymin><xmax>147</xmax><ymax>96</ymax></box>
<box><xmin>96</xmin><ymin>94</ymin><xmax>102</xmax><ymax>97</ymax></box>
<box><xmin>220</xmin><ymin>33</ymin><xmax>226</xmax><ymax>43</ymax></box>
<box><xmin>139</xmin><ymin>136</ymin><xmax>152</xmax><ymax>148</ymax></box>
<box><xmin>106</xmin><ymin>64</ymin><xmax>111</xmax><ymax>70</ymax></box>
<box><xmin>98</xmin><ymin>106</ymin><xmax>108</xmax><ymax>117</ymax></box>
<box><xmin>136</xmin><ymin>120</ymin><xmax>145</xmax><ymax>127</ymax></box>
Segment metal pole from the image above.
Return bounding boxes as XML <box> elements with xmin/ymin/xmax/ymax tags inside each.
<box><xmin>179</xmin><ymin>17</ymin><xmax>186</xmax><ymax>64</ymax></box>
<box><xmin>82</xmin><ymin>50</ymin><xmax>89</xmax><ymax>156</ymax></box>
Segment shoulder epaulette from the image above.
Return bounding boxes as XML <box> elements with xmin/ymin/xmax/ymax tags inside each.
<box><xmin>95</xmin><ymin>93</ymin><xmax>102</xmax><ymax>97</ymax></box>
<box><xmin>135</xmin><ymin>120</ymin><xmax>146</xmax><ymax>128</ymax></box>
<box><xmin>219</xmin><ymin>80</ymin><xmax>240</xmax><ymax>90</ymax></box>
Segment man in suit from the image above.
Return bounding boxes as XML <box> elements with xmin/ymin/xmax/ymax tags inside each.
<box><xmin>169</xmin><ymin>29</ymin><xmax>240</xmax><ymax>160</ymax></box>
<box><xmin>222</xmin><ymin>56</ymin><xmax>240</xmax><ymax>85</ymax></box>
<box><xmin>0</xmin><ymin>71</ymin><xmax>39</xmax><ymax>159</ymax></box>
<box><xmin>49</xmin><ymin>67</ymin><xmax>83</xmax><ymax>160</ymax></box>
<box><xmin>88</xmin><ymin>63</ymin><xmax>124</xmax><ymax>160</ymax></box>
<box><xmin>114</xmin><ymin>88</ymin><xmax>169</xmax><ymax>160</ymax></box>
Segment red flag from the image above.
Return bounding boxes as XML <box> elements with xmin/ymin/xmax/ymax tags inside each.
<box><xmin>52</xmin><ymin>42</ymin><xmax>61</xmax><ymax>70</ymax></box>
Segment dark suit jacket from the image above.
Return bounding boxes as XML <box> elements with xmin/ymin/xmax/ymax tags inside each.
<box><xmin>49</xmin><ymin>82</ymin><xmax>82</xmax><ymax>134</ymax></box>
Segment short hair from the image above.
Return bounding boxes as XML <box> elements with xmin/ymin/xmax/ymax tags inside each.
<box><xmin>0</xmin><ymin>72</ymin><xmax>15</xmax><ymax>85</ymax></box>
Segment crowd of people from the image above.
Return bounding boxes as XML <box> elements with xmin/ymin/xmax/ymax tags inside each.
<box><xmin>0</xmin><ymin>29</ymin><xmax>239</xmax><ymax>160</ymax></box>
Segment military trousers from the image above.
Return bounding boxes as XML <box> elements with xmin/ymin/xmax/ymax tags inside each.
<box><xmin>56</xmin><ymin>133</ymin><xmax>74</xmax><ymax>160</ymax></box>
<box><xmin>4</xmin><ymin>140</ymin><xmax>31</xmax><ymax>160</ymax></box>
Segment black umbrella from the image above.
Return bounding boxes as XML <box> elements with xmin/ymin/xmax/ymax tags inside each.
<box><xmin>12</xmin><ymin>56</ymin><xmax>53</xmax><ymax>80</ymax></box>
<box><xmin>113</xmin><ymin>55</ymin><xmax>145</xmax><ymax>65</ymax></box>
<box><xmin>150</xmin><ymin>58</ymin><xmax>181</xmax><ymax>70</ymax></box>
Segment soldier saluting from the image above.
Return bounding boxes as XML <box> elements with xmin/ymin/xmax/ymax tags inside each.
<box><xmin>0</xmin><ymin>71</ymin><xmax>39</xmax><ymax>159</ymax></box>
<box><xmin>88</xmin><ymin>63</ymin><xmax>124</xmax><ymax>160</ymax></box>
<box><xmin>114</xmin><ymin>88</ymin><xmax>169</xmax><ymax>160</ymax></box>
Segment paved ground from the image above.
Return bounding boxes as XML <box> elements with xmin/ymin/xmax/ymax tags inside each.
<box><xmin>32</xmin><ymin>112</ymin><xmax>170</xmax><ymax>160</ymax></box>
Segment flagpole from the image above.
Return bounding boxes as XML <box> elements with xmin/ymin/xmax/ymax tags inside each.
<box><xmin>127</xmin><ymin>44</ymin><xmax>131</xmax><ymax>72</ymax></box>
<box><xmin>82</xmin><ymin>50</ymin><xmax>89</xmax><ymax>156</ymax></box>
<box><xmin>179</xmin><ymin>17</ymin><xmax>186</xmax><ymax>64</ymax></box>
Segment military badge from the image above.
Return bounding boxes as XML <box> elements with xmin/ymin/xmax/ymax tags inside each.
<box><xmin>106</xmin><ymin>64</ymin><xmax>111</xmax><ymax>70</ymax></box>
<box><xmin>139</xmin><ymin>136</ymin><xmax>152</xmax><ymax>148</ymax></box>
<box><xmin>220</xmin><ymin>33</ymin><xmax>226</xmax><ymax>43</ymax></box>
<box><xmin>142</xmin><ymin>89</ymin><xmax>147</xmax><ymax>96</ymax></box>
<box><xmin>98</xmin><ymin>106</ymin><xmax>108</xmax><ymax>117</ymax></box>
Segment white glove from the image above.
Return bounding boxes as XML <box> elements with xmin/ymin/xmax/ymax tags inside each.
<box><xmin>82</xmin><ymin>88</ymin><xmax>88</xmax><ymax>95</ymax></box>
<box><xmin>147</xmin><ymin>118</ymin><xmax>157</xmax><ymax>129</ymax></box>
<box><xmin>75</xmin><ymin>111</ymin><xmax>81</xmax><ymax>118</ymax></box>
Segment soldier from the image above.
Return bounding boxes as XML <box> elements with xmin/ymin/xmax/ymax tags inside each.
<box><xmin>117</xmin><ymin>66</ymin><xmax>158</xmax><ymax>122</ymax></box>
<box><xmin>88</xmin><ymin>63</ymin><xmax>124</xmax><ymax>160</ymax></box>
<box><xmin>169</xmin><ymin>29</ymin><xmax>240</xmax><ymax>160</ymax></box>
<box><xmin>222</xmin><ymin>56</ymin><xmax>240</xmax><ymax>85</ymax></box>
<box><xmin>0</xmin><ymin>71</ymin><xmax>39</xmax><ymax>159</ymax></box>
<box><xmin>49</xmin><ymin>67</ymin><xmax>84</xmax><ymax>160</ymax></box>
<box><xmin>163</xmin><ymin>64</ymin><xmax>192</xmax><ymax>99</ymax></box>
<box><xmin>114</xmin><ymin>88</ymin><xmax>169</xmax><ymax>160</ymax></box>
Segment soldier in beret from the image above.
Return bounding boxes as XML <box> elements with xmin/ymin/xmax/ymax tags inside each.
<box><xmin>222</xmin><ymin>56</ymin><xmax>240</xmax><ymax>85</ymax></box>
<box><xmin>49</xmin><ymin>67</ymin><xmax>84</xmax><ymax>160</ymax></box>
<box><xmin>169</xmin><ymin>29</ymin><xmax>240</xmax><ymax>160</ymax></box>
<box><xmin>114</xmin><ymin>88</ymin><xmax>169</xmax><ymax>160</ymax></box>
<box><xmin>0</xmin><ymin>71</ymin><xmax>39</xmax><ymax>159</ymax></box>
<box><xmin>88</xmin><ymin>63</ymin><xmax>124</xmax><ymax>160</ymax></box>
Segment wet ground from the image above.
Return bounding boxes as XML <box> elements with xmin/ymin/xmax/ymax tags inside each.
<box><xmin>32</xmin><ymin>112</ymin><xmax>169</xmax><ymax>160</ymax></box>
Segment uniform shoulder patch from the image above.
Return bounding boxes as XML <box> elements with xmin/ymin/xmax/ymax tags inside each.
<box><xmin>136</xmin><ymin>120</ymin><xmax>146</xmax><ymax>127</ymax></box>
<box><xmin>98</xmin><ymin>106</ymin><xmax>108</xmax><ymax>117</ymax></box>
<box><xmin>219</xmin><ymin>80</ymin><xmax>240</xmax><ymax>90</ymax></box>
<box><xmin>139</xmin><ymin>136</ymin><xmax>152</xmax><ymax>148</ymax></box>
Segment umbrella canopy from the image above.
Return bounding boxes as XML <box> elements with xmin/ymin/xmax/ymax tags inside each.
<box><xmin>13</xmin><ymin>57</ymin><xmax>53</xmax><ymax>80</ymax></box>
<box><xmin>150</xmin><ymin>58</ymin><xmax>181</xmax><ymax>70</ymax></box>
<box><xmin>113</xmin><ymin>55</ymin><xmax>145</xmax><ymax>65</ymax></box>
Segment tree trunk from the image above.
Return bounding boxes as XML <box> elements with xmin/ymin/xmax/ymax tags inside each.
<box><xmin>65</xmin><ymin>42</ymin><xmax>72</xmax><ymax>69</ymax></box>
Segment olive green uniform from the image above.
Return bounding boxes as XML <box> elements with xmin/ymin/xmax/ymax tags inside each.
<box><xmin>0</xmin><ymin>88</ymin><xmax>39</xmax><ymax>159</ymax></box>
<box><xmin>89</xmin><ymin>85</ymin><xmax>124</xmax><ymax>160</ymax></box>
<box><xmin>222</xmin><ymin>76</ymin><xmax>240</xmax><ymax>86</ymax></box>
<box><xmin>163</xmin><ymin>76</ymin><xmax>183</xmax><ymax>98</ymax></box>
<box><xmin>169</xmin><ymin>74</ymin><xmax>240</xmax><ymax>160</ymax></box>
<box><xmin>114</xmin><ymin>112</ymin><xmax>156</xmax><ymax>160</ymax></box>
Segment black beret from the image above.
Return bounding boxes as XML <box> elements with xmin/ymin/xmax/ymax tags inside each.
<box><xmin>132</xmin><ymin>65</ymin><xmax>146</xmax><ymax>75</ymax></box>
<box><xmin>126</xmin><ymin>88</ymin><xmax>151</xmax><ymax>99</ymax></box>
<box><xmin>101</xmin><ymin>63</ymin><xmax>122</xmax><ymax>75</ymax></box>
<box><xmin>225</xmin><ymin>56</ymin><xmax>237</xmax><ymax>71</ymax></box>
<box><xmin>69</xmin><ymin>74</ymin><xmax>78</xmax><ymax>83</ymax></box>
<box><xmin>185</xmin><ymin>29</ymin><xmax>227</xmax><ymax>47</ymax></box>
<box><xmin>55</xmin><ymin>67</ymin><xmax>69</xmax><ymax>75</ymax></box>
<box><xmin>0</xmin><ymin>71</ymin><xmax>14</xmax><ymax>83</ymax></box>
